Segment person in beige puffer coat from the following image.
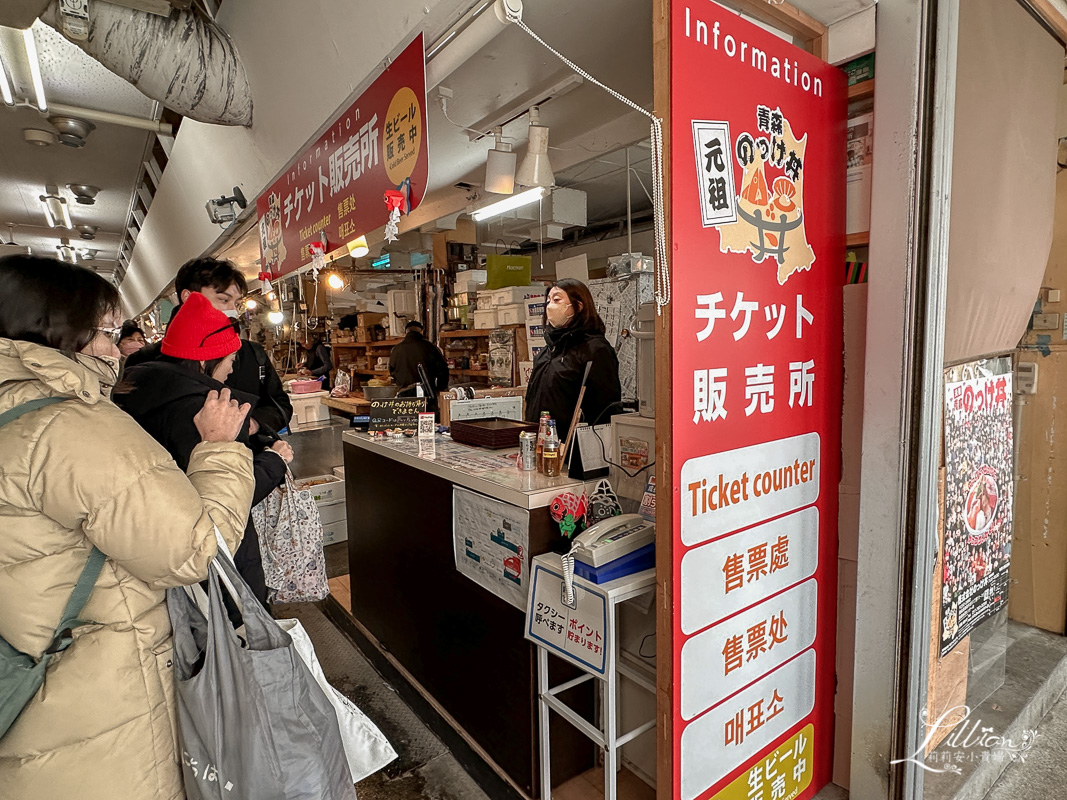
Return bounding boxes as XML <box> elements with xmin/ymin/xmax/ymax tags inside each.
<box><xmin>0</xmin><ymin>255</ymin><xmax>255</xmax><ymax>800</ymax></box>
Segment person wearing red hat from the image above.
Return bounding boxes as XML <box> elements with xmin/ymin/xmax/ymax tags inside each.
<box><xmin>116</xmin><ymin>292</ymin><xmax>293</xmax><ymax>607</ymax></box>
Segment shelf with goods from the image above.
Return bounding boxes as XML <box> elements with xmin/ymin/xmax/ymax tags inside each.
<box><xmin>845</xmin><ymin>57</ymin><xmax>874</xmax><ymax>275</ymax></box>
<box><xmin>439</xmin><ymin>324</ymin><xmax>530</xmax><ymax>385</ymax></box>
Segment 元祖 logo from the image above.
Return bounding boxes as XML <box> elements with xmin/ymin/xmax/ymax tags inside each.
<box><xmin>695</xmin><ymin>106</ymin><xmax>814</xmax><ymax>284</ymax></box>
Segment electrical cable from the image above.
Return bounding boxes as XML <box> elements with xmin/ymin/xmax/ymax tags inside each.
<box><xmin>504</xmin><ymin>10</ymin><xmax>670</xmax><ymax>313</ymax></box>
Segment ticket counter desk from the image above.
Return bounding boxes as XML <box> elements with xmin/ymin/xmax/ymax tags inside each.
<box><xmin>333</xmin><ymin>431</ymin><xmax>595</xmax><ymax>799</ymax></box>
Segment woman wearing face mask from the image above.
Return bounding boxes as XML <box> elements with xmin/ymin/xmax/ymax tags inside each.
<box><xmin>115</xmin><ymin>292</ymin><xmax>293</xmax><ymax>608</ymax></box>
<box><xmin>0</xmin><ymin>255</ymin><xmax>254</xmax><ymax>799</ymax></box>
<box><xmin>523</xmin><ymin>278</ymin><xmax>621</xmax><ymax>439</ymax></box>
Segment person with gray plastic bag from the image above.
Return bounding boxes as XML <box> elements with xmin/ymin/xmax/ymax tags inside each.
<box><xmin>167</xmin><ymin>541</ymin><xmax>357</xmax><ymax>800</ymax></box>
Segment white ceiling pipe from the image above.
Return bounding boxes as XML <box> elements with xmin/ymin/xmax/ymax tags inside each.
<box><xmin>39</xmin><ymin>0</ymin><xmax>252</xmax><ymax>127</ymax></box>
<box><xmin>11</xmin><ymin>100</ymin><xmax>173</xmax><ymax>134</ymax></box>
<box><xmin>425</xmin><ymin>0</ymin><xmax>522</xmax><ymax>91</ymax></box>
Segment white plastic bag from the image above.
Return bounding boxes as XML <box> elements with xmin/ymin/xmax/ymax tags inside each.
<box><xmin>277</xmin><ymin>618</ymin><xmax>398</xmax><ymax>782</ymax></box>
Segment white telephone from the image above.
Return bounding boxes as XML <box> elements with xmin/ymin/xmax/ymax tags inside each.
<box><xmin>572</xmin><ymin>513</ymin><xmax>655</xmax><ymax>567</ymax></box>
<box><xmin>561</xmin><ymin>514</ymin><xmax>655</xmax><ymax>604</ymax></box>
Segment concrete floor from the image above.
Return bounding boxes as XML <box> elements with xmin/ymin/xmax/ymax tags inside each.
<box><xmin>982</xmin><ymin>685</ymin><xmax>1067</xmax><ymax>800</ymax></box>
<box><xmin>278</xmin><ymin>601</ymin><xmax>491</xmax><ymax>800</ymax></box>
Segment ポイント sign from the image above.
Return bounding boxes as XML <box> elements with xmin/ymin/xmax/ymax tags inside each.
<box><xmin>257</xmin><ymin>35</ymin><xmax>429</xmax><ymax>277</ymax></box>
<box><xmin>670</xmin><ymin>3</ymin><xmax>844</xmax><ymax>799</ymax></box>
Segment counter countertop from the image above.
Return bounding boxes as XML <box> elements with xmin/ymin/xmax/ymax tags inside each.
<box><xmin>342</xmin><ymin>431</ymin><xmax>592</xmax><ymax>510</ymax></box>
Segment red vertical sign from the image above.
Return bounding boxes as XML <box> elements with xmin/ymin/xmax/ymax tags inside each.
<box><xmin>257</xmin><ymin>35</ymin><xmax>429</xmax><ymax>278</ymax></box>
<box><xmin>669</xmin><ymin>4</ymin><xmax>844</xmax><ymax>800</ymax></box>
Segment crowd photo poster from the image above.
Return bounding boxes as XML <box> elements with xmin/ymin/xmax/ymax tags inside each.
<box><xmin>941</xmin><ymin>360</ymin><xmax>1014</xmax><ymax>657</ymax></box>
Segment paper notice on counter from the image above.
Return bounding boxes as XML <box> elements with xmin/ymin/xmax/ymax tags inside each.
<box><xmin>453</xmin><ymin>486</ymin><xmax>530</xmax><ymax>610</ymax></box>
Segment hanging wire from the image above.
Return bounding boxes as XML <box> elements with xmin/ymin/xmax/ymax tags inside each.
<box><xmin>504</xmin><ymin>10</ymin><xmax>670</xmax><ymax>313</ymax></box>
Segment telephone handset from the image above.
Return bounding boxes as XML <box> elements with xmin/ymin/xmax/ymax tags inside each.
<box><xmin>561</xmin><ymin>514</ymin><xmax>655</xmax><ymax>604</ymax></box>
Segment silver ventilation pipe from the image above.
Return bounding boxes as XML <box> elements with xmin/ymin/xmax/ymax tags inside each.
<box><xmin>39</xmin><ymin>0</ymin><xmax>252</xmax><ymax>127</ymax></box>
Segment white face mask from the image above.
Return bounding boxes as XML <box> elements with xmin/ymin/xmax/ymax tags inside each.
<box><xmin>222</xmin><ymin>309</ymin><xmax>240</xmax><ymax>319</ymax></box>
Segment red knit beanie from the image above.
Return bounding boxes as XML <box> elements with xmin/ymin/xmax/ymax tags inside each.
<box><xmin>162</xmin><ymin>292</ymin><xmax>241</xmax><ymax>361</ymax></box>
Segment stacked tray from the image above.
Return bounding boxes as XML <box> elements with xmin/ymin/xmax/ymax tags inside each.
<box><xmin>449</xmin><ymin>417</ymin><xmax>538</xmax><ymax>449</ymax></box>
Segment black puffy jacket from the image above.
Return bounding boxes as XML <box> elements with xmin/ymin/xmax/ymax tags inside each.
<box><xmin>523</xmin><ymin>323</ymin><xmax>621</xmax><ymax>438</ymax></box>
<box><xmin>114</xmin><ymin>359</ymin><xmax>287</xmax><ymax>606</ymax></box>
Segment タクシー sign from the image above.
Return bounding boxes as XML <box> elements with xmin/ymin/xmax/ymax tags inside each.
<box><xmin>257</xmin><ymin>35</ymin><xmax>429</xmax><ymax>277</ymax></box>
<box><xmin>669</xmin><ymin>4</ymin><xmax>845</xmax><ymax>799</ymax></box>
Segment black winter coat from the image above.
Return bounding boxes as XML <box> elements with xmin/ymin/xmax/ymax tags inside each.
<box><xmin>124</xmin><ymin>338</ymin><xmax>293</xmax><ymax>434</ymax></box>
<box><xmin>523</xmin><ymin>323</ymin><xmax>621</xmax><ymax>439</ymax></box>
<box><xmin>303</xmin><ymin>342</ymin><xmax>333</xmax><ymax>390</ymax></box>
<box><xmin>389</xmin><ymin>330</ymin><xmax>450</xmax><ymax>393</ymax></box>
<box><xmin>114</xmin><ymin>360</ymin><xmax>288</xmax><ymax>605</ymax></box>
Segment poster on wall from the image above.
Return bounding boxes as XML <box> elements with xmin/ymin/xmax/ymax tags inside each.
<box><xmin>257</xmin><ymin>35</ymin><xmax>428</xmax><ymax>277</ymax></box>
<box><xmin>940</xmin><ymin>360</ymin><xmax>1013</xmax><ymax>657</ymax></box>
<box><xmin>669</xmin><ymin>4</ymin><xmax>845</xmax><ymax>800</ymax></box>
<box><xmin>453</xmin><ymin>486</ymin><xmax>530</xmax><ymax>610</ymax></box>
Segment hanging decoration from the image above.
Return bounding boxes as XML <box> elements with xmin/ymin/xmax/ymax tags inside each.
<box><xmin>384</xmin><ymin>190</ymin><xmax>406</xmax><ymax>243</ymax></box>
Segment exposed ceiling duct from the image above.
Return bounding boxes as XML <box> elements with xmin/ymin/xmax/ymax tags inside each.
<box><xmin>38</xmin><ymin>0</ymin><xmax>253</xmax><ymax>127</ymax></box>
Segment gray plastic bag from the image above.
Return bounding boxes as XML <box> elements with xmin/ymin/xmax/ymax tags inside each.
<box><xmin>167</xmin><ymin>550</ymin><xmax>356</xmax><ymax>800</ymax></box>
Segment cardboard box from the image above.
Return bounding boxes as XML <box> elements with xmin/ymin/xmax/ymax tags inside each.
<box><xmin>357</xmin><ymin>312</ymin><xmax>387</xmax><ymax>327</ymax></box>
<box><xmin>354</xmin><ymin>326</ymin><xmax>374</xmax><ymax>343</ymax></box>
<box><xmin>496</xmin><ymin>303</ymin><xmax>524</xmax><ymax>326</ymax></box>
<box><xmin>473</xmin><ymin>309</ymin><xmax>498</xmax><ymax>329</ymax></box>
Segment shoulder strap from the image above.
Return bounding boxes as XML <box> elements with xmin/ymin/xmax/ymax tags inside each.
<box><xmin>0</xmin><ymin>396</ymin><xmax>105</xmax><ymax>655</ymax></box>
<box><xmin>0</xmin><ymin>396</ymin><xmax>68</xmax><ymax>429</ymax></box>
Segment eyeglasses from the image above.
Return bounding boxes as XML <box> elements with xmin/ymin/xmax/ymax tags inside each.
<box><xmin>94</xmin><ymin>326</ymin><xmax>123</xmax><ymax>344</ymax></box>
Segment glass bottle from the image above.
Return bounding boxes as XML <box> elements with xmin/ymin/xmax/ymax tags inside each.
<box><xmin>535</xmin><ymin>411</ymin><xmax>551</xmax><ymax>473</ymax></box>
<box><xmin>542</xmin><ymin>420</ymin><xmax>561</xmax><ymax>477</ymax></box>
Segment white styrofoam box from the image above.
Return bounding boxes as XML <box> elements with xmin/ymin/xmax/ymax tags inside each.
<box><xmin>295</xmin><ymin>474</ymin><xmax>345</xmax><ymax>504</ymax></box>
<box><xmin>491</xmin><ymin>285</ymin><xmax>545</xmax><ymax>306</ymax></box>
<box><xmin>528</xmin><ymin>338</ymin><xmax>546</xmax><ymax>362</ymax></box>
<box><xmin>525</xmin><ymin>319</ymin><xmax>546</xmax><ymax>340</ymax></box>
<box><xmin>318</xmin><ymin>499</ymin><xmax>346</xmax><ymax>526</ymax></box>
<box><xmin>524</xmin><ymin>298</ymin><xmax>545</xmax><ymax>319</ymax></box>
<box><xmin>333</xmin><ymin>466</ymin><xmax>345</xmax><ymax>479</ymax></box>
<box><xmin>496</xmin><ymin>303</ymin><xmax>524</xmax><ymax>326</ymax></box>
<box><xmin>287</xmin><ymin>391</ymin><xmax>330</xmax><ymax>430</ymax></box>
<box><xmin>473</xmin><ymin>309</ymin><xmax>499</xmax><ymax>329</ymax></box>
<box><xmin>518</xmin><ymin>361</ymin><xmax>534</xmax><ymax>386</ymax></box>
<box><xmin>322</xmin><ymin>519</ymin><xmax>348</xmax><ymax>546</ymax></box>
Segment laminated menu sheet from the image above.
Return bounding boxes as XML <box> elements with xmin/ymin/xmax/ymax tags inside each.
<box><xmin>452</xmin><ymin>486</ymin><xmax>530</xmax><ymax>610</ymax></box>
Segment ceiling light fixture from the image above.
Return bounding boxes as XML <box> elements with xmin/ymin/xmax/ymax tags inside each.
<box><xmin>23</xmin><ymin>28</ymin><xmax>46</xmax><ymax>113</ymax></box>
<box><xmin>267</xmin><ymin>310</ymin><xmax>284</xmax><ymax>325</ymax></box>
<box><xmin>471</xmin><ymin>186</ymin><xmax>546</xmax><ymax>222</ymax></box>
<box><xmin>40</xmin><ymin>194</ymin><xmax>72</xmax><ymax>229</ymax></box>
<box><xmin>346</xmin><ymin>236</ymin><xmax>370</xmax><ymax>259</ymax></box>
<box><xmin>327</xmin><ymin>273</ymin><xmax>345</xmax><ymax>290</ymax></box>
<box><xmin>484</xmin><ymin>128</ymin><xmax>516</xmax><ymax>195</ymax></box>
<box><xmin>515</xmin><ymin>106</ymin><xmax>554</xmax><ymax>188</ymax></box>
<box><xmin>0</xmin><ymin>55</ymin><xmax>13</xmax><ymax>106</ymax></box>
<box><xmin>245</xmin><ymin>298</ymin><xmax>258</xmax><ymax>310</ymax></box>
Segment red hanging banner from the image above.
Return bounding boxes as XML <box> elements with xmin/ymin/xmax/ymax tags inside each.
<box><xmin>257</xmin><ymin>34</ymin><xmax>428</xmax><ymax>278</ymax></box>
<box><xmin>669</xmin><ymin>4</ymin><xmax>845</xmax><ymax>800</ymax></box>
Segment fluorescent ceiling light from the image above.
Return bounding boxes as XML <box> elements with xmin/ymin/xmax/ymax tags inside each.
<box><xmin>40</xmin><ymin>195</ymin><xmax>72</xmax><ymax>229</ymax></box>
<box><xmin>23</xmin><ymin>28</ymin><xmax>46</xmax><ymax>112</ymax></box>
<box><xmin>0</xmin><ymin>55</ymin><xmax>13</xmax><ymax>106</ymax></box>
<box><xmin>470</xmin><ymin>186</ymin><xmax>545</xmax><ymax>222</ymax></box>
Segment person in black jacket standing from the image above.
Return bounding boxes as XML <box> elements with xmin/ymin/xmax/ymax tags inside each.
<box><xmin>524</xmin><ymin>278</ymin><xmax>621</xmax><ymax>439</ymax></box>
<box><xmin>124</xmin><ymin>257</ymin><xmax>293</xmax><ymax>435</ymax></box>
<box><xmin>116</xmin><ymin>292</ymin><xmax>292</xmax><ymax>607</ymax></box>
<box><xmin>297</xmin><ymin>332</ymin><xmax>333</xmax><ymax>390</ymax></box>
<box><xmin>389</xmin><ymin>320</ymin><xmax>450</xmax><ymax>393</ymax></box>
